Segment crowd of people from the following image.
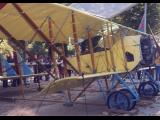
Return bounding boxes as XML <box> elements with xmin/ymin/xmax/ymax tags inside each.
<box><xmin>0</xmin><ymin>52</ymin><xmax>74</xmax><ymax>88</ymax></box>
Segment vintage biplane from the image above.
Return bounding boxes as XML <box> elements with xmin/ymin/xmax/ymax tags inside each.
<box><xmin>0</xmin><ymin>3</ymin><xmax>159</xmax><ymax>111</ymax></box>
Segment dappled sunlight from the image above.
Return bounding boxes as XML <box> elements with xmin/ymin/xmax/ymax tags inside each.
<box><xmin>6</xmin><ymin>106</ymin><xmax>37</xmax><ymax>116</ymax></box>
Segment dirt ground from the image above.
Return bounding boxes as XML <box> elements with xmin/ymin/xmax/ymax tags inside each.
<box><xmin>0</xmin><ymin>79</ymin><xmax>160</xmax><ymax>116</ymax></box>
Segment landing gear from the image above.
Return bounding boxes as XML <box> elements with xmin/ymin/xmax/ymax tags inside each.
<box><xmin>149</xmin><ymin>81</ymin><xmax>159</xmax><ymax>93</ymax></box>
<box><xmin>107</xmin><ymin>89</ymin><xmax>136</xmax><ymax>111</ymax></box>
<box><xmin>119</xmin><ymin>89</ymin><xmax>137</xmax><ymax>110</ymax></box>
<box><xmin>138</xmin><ymin>81</ymin><xmax>159</xmax><ymax>97</ymax></box>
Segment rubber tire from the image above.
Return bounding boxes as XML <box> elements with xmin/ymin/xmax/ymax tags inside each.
<box><xmin>119</xmin><ymin>89</ymin><xmax>137</xmax><ymax>111</ymax></box>
<box><xmin>107</xmin><ymin>90</ymin><xmax>131</xmax><ymax>111</ymax></box>
<box><xmin>138</xmin><ymin>81</ymin><xmax>158</xmax><ymax>97</ymax></box>
<box><xmin>147</xmin><ymin>81</ymin><xmax>159</xmax><ymax>95</ymax></box>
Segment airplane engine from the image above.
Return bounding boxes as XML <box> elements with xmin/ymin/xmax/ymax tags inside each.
<box><xmin>140</xmin><ymin>35</ymin><xmax>156</xmax><ymax>66</ymax></box>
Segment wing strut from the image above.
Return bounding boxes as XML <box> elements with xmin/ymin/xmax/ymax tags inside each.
<box><xmin>11</xmin><ymin>3</ymin><xmax>79</xmax><ymax>74</ymax></box>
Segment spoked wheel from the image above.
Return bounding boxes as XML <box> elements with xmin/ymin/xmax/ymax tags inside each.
<box><xmin>119</xmin><ymin>89</ymin><xmax>137</xmax><ymax>110</ymax></box>
<box><xmin>148</xmin><ymin>81</ymin><xmax>159</xmax><ymax>95</ymax></box>
<box><xmin>138</xmin><ymin>81</ymin><xmax>158</xmax><ymax>97</ymax></box>
<box><xmin>107</xmin><ymin>90</ymin><xmax>131</xmax><ymax>111</ymax></box>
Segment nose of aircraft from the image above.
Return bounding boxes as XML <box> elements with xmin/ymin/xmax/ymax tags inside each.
<box><xmin>140</xmin><ymin>35</ymin><xmax>156</xmax><ymax>66</ymax></box>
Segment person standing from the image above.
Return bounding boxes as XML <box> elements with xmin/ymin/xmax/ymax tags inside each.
<box><xmin>0</xmin><ymin>54</ymin><xmax>8</xmax><ymax>88</ymax></box>
<box><xmin>57</xmin><ymin>57</ymin><xmax>64</xmax><ymax>79</ymax></box>
<box><xmin>33</xmin><ymin>55</ymin><xmax>39</xmax><ymax>83</ymax></box>
<box><xmin>12</xmin><ymin>51</ymin><xmax>20</xmax><ymax>87</ymax></box>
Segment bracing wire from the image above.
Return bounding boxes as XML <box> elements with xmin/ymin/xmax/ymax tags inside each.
<box><xmin>52</xmin><ymin>10</ymin><xmax>71</xmax><ymax>43</ymax></box>
<box><xmin>29</xmin><ymin>16</ymin><xmax>48</xmax><ymax>43</ymax></box>
<box><xmin>81</xmin><ymin>73</ymin><xmax>89</xmax><ymax>115</ymax></box>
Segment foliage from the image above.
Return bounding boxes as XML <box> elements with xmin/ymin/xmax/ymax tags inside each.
<box><xmin>112</xmin><ymin>3</ymin><xmax>160</xmax><ymax>34</ymax></box>
<box><xmin>0</xmin><ymin>39</ymin><xmax>13</xmax><ymax>55</ymax></box>
<box><xmin>28</xmin><ymin>41</ymin><xmax>48</xmax><ymax>56</ymax></box>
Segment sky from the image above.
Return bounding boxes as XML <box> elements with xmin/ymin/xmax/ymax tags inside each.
<box><xmin>70</xmin><ymin>3</ymin><xmax>138</xmax><ymax>19</ymax></box>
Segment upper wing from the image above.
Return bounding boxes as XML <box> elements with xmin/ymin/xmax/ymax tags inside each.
<box><xmin>0</xmin><ymin>3</ymin><xmax>147</xmax><ymax>44</ymax></box>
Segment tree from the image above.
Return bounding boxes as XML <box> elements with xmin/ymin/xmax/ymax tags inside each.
<box><xmin>28</xmin><ymin>41</ymin><xmax>48</xmax><ymax>57</ymax></box>
<box><xmin>112</xmin><ymin>3</ymin><xmax>160</xmax><ymax>35</ymax></box>
<box><xmin>0</xmin><ymin>39</ymin><xmax>13</xmax><ymax>55</ymax></box>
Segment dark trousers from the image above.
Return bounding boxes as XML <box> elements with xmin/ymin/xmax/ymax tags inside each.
<box><xmin>11</xmin><ymin>79</ymin><xmax>20</xmax><ymax>87</ymax></box>
<box><xmin>33</xmin><ymin>65</ymin><xmax>39</xmax><ymax>83</ymax></box>
<box><xmin>67</xmin><ymin>70</ymin><xmax>72</xmax><ymax>76</ymax></box>
<box><xmin>45</xmin><ymin>64</ymin><xmax>51</xmax><ymax>81</ymax></box>
<box><xmin>3</xmin><ymin>80</ymin><xmax>8</xmax><ymax>88</ymax></box>
<box><xmin>33</xmin><ymin>65</ymin><xmax>43</xmax><ymax>83</ymax></box>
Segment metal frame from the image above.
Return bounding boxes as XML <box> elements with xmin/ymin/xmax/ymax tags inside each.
<box><xmin>109</xmin><ymin>74</ymin><xmax>139</xmax><ymax>101</ymax></box>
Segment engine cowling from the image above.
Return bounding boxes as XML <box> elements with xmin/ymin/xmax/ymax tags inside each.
<box><xmin>140</xmin><ymin>35</ymin><xmax>156</xmax><ymax>66</ymax></box>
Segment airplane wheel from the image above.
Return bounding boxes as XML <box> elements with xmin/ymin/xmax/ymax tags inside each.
<box><xmin>119</xmin><ymin>89</ymin><xmax>137</xmax><ymax>110</ymax></box>
<box><xmin>147</xmin><ymin>81</ymin><xmax>159</xmax><ymax>95</ymax></box>
<box><xmin>138</xmin><ymin>81</ymin><xmax>158</xmax><ymax>97</ymax></box>
<box><xmin>107</xmin><ymin>90</ymin><xmax>131</xmax><ymax>111</ymax></box>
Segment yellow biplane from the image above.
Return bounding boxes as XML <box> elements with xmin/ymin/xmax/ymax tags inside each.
<box><xmin>0</xmin><ymin>3</ymin><xmax>158</xmax><ymax>111</ymax></box>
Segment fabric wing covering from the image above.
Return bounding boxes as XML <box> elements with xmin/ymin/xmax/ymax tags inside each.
<box><xmin>40</xmin><ymin>71</ymin><xmax>120</xmax><ymax>95</ymax></box>
<box><xmin>0</xmin><ymin>3</ymin><xmax>144</xmax><ymax>43</ymax></box>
